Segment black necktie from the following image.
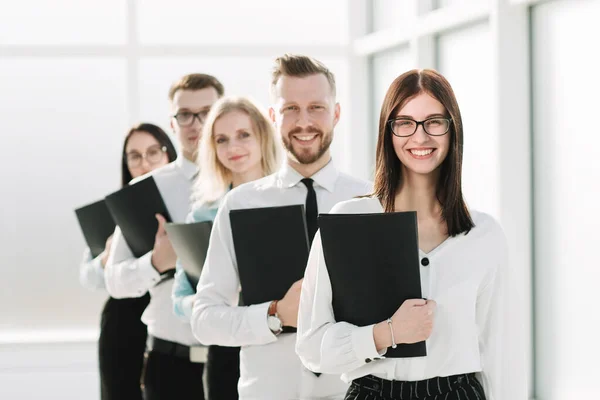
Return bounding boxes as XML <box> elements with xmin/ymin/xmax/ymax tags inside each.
<box><xmin>301</xmin><ymin>178</ymin><xmax>318</xmax><ymax>245</ymax></box>
<box><xmin>299</xmin><ymin>178</ymin><xmax>321</xmax><ymax>378</ymax></box>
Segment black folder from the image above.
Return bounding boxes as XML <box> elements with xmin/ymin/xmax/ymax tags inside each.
<box><xmin>104</xmin><ymin>176</ymin><xmax>172</xmax><ymax>258</ymax></box>
<box><xmin>230</xmin><ymin>205</ymin><xmax>309</xmax><ymax>306</ymax></box>
<box><xmin>74</xmin><ymin>199</ymin><xmax>116</xmax><ymax>258</ymax></box>
<box><xmin>318</xmin><ymin>211</ymin><xmax>426</xmax><ymax>358</ymax></box>
<box><xmin>164</xmin><ymin>221</ymin><xmax>213</xmax><ymax>288</ymax></box>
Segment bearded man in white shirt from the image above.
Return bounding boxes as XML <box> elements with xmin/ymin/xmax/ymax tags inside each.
<box><xmin>105</xmin><ymin>74</ymin><xmax>223</xmax><ymax>400</ymax></box>
<box><xmin>190</xmin><ymin>54</ymin><xmax>372</xmax><ymax>400</ymax></box>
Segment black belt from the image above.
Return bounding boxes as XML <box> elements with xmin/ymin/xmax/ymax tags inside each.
<box><xmin>146</xmin><ymin>335</ymin><xmax>193</xmax><ymax>360</ymax></box>
<box><xmin>352</xmin><ymin>373</ymin><xmax>477</xmax><ymax>399</ymax></box>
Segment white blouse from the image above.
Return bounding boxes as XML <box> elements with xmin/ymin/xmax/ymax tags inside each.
<box><xmin>295</xmin><ymin>197</ymin><xmax>527</xmax><ymax>400</ymax></box>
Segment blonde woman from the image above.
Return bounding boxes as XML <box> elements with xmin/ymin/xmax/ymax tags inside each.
<box><xmin>172</xmin><ymin>96</ymin><xmax>282</xmax><ymax>399</ymax></box>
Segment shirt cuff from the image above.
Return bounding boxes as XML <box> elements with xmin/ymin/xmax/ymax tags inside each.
<box><xmin>91</xmin><ymin>256</ymin><xmax>104</xmax><ymax>274</ymax></box>
<box><xmin>247</xmin><ymin>301</ymin><xmax>278</xmax><ymax>343</ymax></box>
<box><xmin>138</xmin><ymin>252</ymin><xmax>161</xmax><ymax>289</ymax></box>
<box><xmin>352</xmin><ymin>324</ymin><xmax>384</xmax><ymax>363</ymax></box>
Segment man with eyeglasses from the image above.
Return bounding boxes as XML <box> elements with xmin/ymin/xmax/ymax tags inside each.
<box><xmin>105</xmin><ymin>74</ymin><xmax>224</xmax><ymax>400</ymax></box>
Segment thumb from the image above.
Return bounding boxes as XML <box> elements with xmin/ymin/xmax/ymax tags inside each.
<box><xmin>425</xmin><ymin>300</ymin><xmax>437</xmax><ymax>315</ymax></box>
<box><xmin>405</xmin><ymin>298</ymin><xmax>427</xmax><ymax>307</ymax></box>
<box><xmin>155</xmin><ymin>214</ymin><xmax>167</xmax><ymax>234</ymax></box>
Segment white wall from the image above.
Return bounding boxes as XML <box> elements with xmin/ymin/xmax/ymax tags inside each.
<box><xmin>531</xmin><ymin>0</ymin><xmax>600</xmax><ymax>398</ymax></box>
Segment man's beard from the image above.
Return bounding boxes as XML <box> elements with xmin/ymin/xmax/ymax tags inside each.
<box><xmin>282</xmin><ymin>126</ymin><xmax>333</xmax><ymax>165</ymax></box>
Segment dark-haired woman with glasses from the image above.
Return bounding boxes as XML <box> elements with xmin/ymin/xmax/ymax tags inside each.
<box><xmin>296</xmin><ymin>69</ymin><xmax>526</xmax><ymax>400</ymax></box>
<box><xmin>79</xmin><ymin>123</ymin><xmax>177</xmax><ymax>400</ymax></box>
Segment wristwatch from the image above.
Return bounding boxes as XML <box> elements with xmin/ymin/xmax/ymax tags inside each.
<box><xmin>267</xmin><ymin>300</ymin><xmax>283</xmax><ymax>335</ymax></box>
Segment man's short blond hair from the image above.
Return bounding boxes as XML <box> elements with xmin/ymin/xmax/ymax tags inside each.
<box><xmin>270</xmin><ymin>54</ymin><xmax>336</xmax><ymax>99</ymax></box>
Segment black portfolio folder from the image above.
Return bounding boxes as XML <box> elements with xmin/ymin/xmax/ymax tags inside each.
<box><xmin>74</xmin><ymin>199</ymin><xmax>116</xmax><ymax>258</ymax></box>
<box><xmin>164</xmin><ymin>221</ymin><xmax>213</xmax><ymax>288</ymax></box>
<box><xmin>230</xmin><ymin>205</ymin><xmax>309</xmax><ymax>306</ymax></box>
<box><xmin>104</xmin><ymin>177</ymin><xmax>172</xmax><ymax>258</ymax></box>
<box><xmin>318</xmin><ymin>211</ymin><xmax>426</xmax><ymax>358</ymax></box>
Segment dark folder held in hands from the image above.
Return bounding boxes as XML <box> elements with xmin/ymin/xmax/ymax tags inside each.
<box><xmin>230</xmin><ymin>205</ymin><xmax>309</xmax><ymax>306</ymax></box>
<box><xmin>104</xmin><ymin>176</ymin><xmax>172</xmax><ymax>258</ymax></box>
<box><xmin>74</xmin><ymin>199</ymin><xmax>116</xmax><ymax>258</ymax></box>
<box><xmin>318</xmin><ymin>211</ymin><xmax>426</xmax><ymax>358</ymax></box>
<box><xmin>164</xmin><ymin>221</ymin><xmax>213</xmax><ymax>289</ymax></box>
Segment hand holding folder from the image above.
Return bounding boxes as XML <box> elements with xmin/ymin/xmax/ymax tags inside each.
<box><xmin>152</xmin><ymin>213</ymin><xmax>178</xmax><ymax>273</ymax></box>
<box><xmin>318</xmin><ymin>211</ymin><xmax>426</xmax><ymax>358</ymax></box>
<box><xmin>104</xmin><ymin>176</ymin><xmax>171</xmax><ymax>258</ymax></box>
<box><xmin>74</xmin><ymin>199</ymin><xmax>116</xmax><ymax>258</ymax></box>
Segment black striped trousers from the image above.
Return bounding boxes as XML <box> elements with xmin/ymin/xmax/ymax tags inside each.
<box><xmin>344</xmin><ymin>373</ymin><xmax>486</xmax><ymax>400</ymax></box>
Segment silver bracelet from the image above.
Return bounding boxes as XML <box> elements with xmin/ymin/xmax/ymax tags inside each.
<box><xmin>386</xmin><ymin>318</ymin><xmax>397</xmax><ymax>349</ymax></box>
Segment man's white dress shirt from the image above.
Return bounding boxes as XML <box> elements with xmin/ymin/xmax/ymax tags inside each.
<box><xmin>191</xmin><ymin>161</ymin><xmax>372</xmax><ymax>400</ymax></box>
<box><xmin>296</xmin><ymin>197</ymin><xmax>527</xmax><ymax>400</ymax></box>
<box><xmin>105</xmin><ymin>157</ymin><xmax>200</xmax><ymax>346</ymax></box>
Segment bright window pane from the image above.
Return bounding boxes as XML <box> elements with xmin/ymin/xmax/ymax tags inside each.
<box><xmin>437</xmin><ymin>23</ymin><xmax>497</xmax><ymax>219</ymax></box>
<box><xmin>370</xmin><ymin>46</ymin><xmax>414</xmax><ymax>150</ymax></box>
<box><xmin>370</xmin><ymin>0</ymin><xmax>415</xmax><ymax>32</ymax></box>
<box><xmin>0</xmin><ymin>59</ymin><xmax>128</xmax><ymax>331</ymax></box>
<box><xmin>434</xmin><ymin>0</ymin><xmax>488</xmax><ymax>9</ymax></box>
<box><xmin>138</xmin><ymin>0</ymin><xmax>348</xmax><ymax>45</ymax></box>
<box><xmin>0</xmin><ymin>0</ymin><xmax>126</xmax><ymax>45</ymax></box>
<box><xmin>532</xmin><ymin>0</ymin><xmax>600</xmax><ymax>398</ymax></box>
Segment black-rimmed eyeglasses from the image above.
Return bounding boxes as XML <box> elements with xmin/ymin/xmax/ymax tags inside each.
<box><xmin>388</xmin><ymin>117</ymin><xmax>452</xmax><ymax>137</ymax></box>
<box><xmin>172</xmin><ymin>110</ymin><xmax>210</xmax><ymax>127</ymax></box>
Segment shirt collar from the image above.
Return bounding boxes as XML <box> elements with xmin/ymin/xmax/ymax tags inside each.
<box><xmin>278</xmin><ymin>159</ymin><xmax>339</xmax><ymax>193</ymax></box>
<box><xmin>175</xmin><ymin>156</ymin><xmax>199</xmax><ymax>181</ymax></box>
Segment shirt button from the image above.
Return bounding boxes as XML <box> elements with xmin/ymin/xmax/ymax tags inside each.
<box><xmin>364</xmin><ymin>358</ymin><xmax>372</xmax><ymax>363</ymax></box>
<box><xmin>421</xmin><ymin>257</ymin><xmax>430</xmax><ymax>267</ymax></box>
<box><xmin>372</xmin><ymin>382</ymin><xmax>380</xmax><ymax>390</ymax></box>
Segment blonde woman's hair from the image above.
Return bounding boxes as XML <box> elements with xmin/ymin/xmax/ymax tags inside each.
<box><xmin>192</xmin><ymin>96</ymin><xmax>282</xmax><ymax>208</ymax></box>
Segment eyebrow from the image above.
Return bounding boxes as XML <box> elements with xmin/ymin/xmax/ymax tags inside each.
<box><xmin>395</xmin><ymin>113</ymin><xmax>446</xmax><ymax>119</ymax></box>
<box><xmin>126</xmin><ymin>144</ymin><xmax>161</xmax><ymax>154</ymax></box>
<box><xmin>214</xmin><ymin>128</ymin><xmax>252</xmax><ymax>136</ymax></box>
<box><xmin>177</xmin><ymin>106</ymin><xmax>211</xmax><ymax>112</ymax></box>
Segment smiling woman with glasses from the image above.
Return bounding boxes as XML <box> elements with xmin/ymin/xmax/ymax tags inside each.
<box><xmin>296</xmin><ymin>69</ymin><xmax>526</xmax><ymax>400</ymax></box>
<box><xmin>79</xmin><ymin>122</ymin><xmax>177</xmax><ymax>400</ymax></box>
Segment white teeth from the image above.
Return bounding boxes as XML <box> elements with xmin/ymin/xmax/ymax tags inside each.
<box><xmin>410</xmin><ymin>149</ymin><xmax>433</xmax><ymax>156</ymax></box>
<box><xmin>295</xmin><ymin>135</ymin><xmax>316</xmax><ymax>141</ymax></box>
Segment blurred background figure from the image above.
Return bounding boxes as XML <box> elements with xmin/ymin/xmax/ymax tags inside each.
<box><xmin>79</xmin><ymin>123</ymin><xmax>176</xmax><ymax>400</ymax></box>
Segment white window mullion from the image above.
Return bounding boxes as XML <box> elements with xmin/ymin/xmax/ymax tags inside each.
<box><xmin>489</xmin><ymin>1</ymin><xmax>534</xmax><ymax>398</ymax></box>
<box><xmin>345</xmin><ymin>0</ymin><xmax>372</xmax><ymax>180</ymax></box>
<box><xmin>126</xmin><ymin>0</ymin><xmax>140</xmax><ymax>126</ymax></box>
<box><xmin>412</xmin><ymin>0</ymin><xmax>437</xmax><ymax>68</ymax></box>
